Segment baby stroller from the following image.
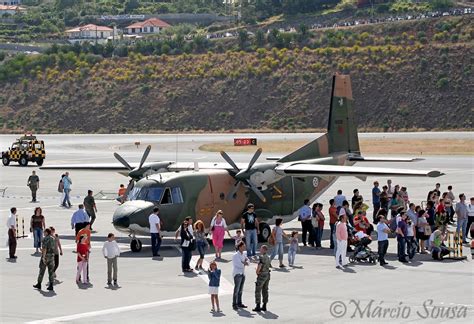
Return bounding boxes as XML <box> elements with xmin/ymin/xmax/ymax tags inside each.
<box><xmin>349</xmin><ymin>237</ymin><xmax>378</xmax><ymax>264</ymax></box>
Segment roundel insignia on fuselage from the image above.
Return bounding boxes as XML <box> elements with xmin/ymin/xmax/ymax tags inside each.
<box><xmin>312</xmin><ymin>177</ymin><xmax>319</xmax><ymax>188</ymax></box>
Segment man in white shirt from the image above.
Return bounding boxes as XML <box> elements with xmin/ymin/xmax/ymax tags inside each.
<box><xmin>102</xmin><ymin>233</ymin><xmax>120</xmax><ymax>286</ymax></box>
<box><xmin>232</xmin><ymin>242</ymin><xmax>249</xmax><ymax>310</ymax></box>
<box><xmin>7</xmin><ymin>207</ymin><xmax>17</xmax><ymax>259</ymax></box>
<box><xmin>148</xmin><ymin>207</ymin><xmax>161</xmax><ymax>257</ymax></box>
<box><xmin>298</xmin><ymin>199</ymin><xmax>313</xmax><ymax>246</ymax></box>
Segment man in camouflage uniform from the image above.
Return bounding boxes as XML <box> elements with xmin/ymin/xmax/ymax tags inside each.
<box><xmin>27</xmin><ymin>170</ymin><xmax>40</xmax><ymax>203</ymax></box>
<box><xmin>33</xmin><ymin>228</ymin><xmax>55</xmax><ymax>291</ymax></box>
<box><xmin>253</xmin><ymin>245</ymin><xmax>271</xmax><ymax>312</ymax></box>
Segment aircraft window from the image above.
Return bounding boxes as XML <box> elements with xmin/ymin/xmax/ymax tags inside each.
<box><xmin>161</xmin><ymin>188</ymin><xmax>172</xmax><ymax>204</ymax></box>
<box><xmin>145</xmin><ymin>187</ymin><xmax>164</xmax><ymax>201</ymax></box>
<box><xmin>171</xmin><ymin>187</ymin><xmax>184</xmax><ymax>204</ymax></box>
<box><xmin>128</xmin><ymin>187</ymin><xmax>141</xmax><ymax>200</ymax></box>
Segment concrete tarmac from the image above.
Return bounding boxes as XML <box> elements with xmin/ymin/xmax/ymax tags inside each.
<box><xmin>0</xmin><ymin>133</ymin><xmax>472</xmax><ymax>323</ymax></box>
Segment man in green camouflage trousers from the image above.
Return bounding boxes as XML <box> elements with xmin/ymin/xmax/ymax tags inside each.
<box><xmin>33</xmin><ymin>228</ymin><xmax>55</xmax><ymax>291</ymax></box>
<box><xmin>253</xmin><ymin>245</ymin><xmax>271</xmax><ymax>312</ymax></box>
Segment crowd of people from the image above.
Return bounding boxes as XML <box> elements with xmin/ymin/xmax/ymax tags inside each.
<box><xmin>5</xmin><ymin>171</ymin><xmax>474</xmax><ymax>313</ymax></box>
<box><xmin>299</xmin><ymin>180</ymin><xmax>473</xmax><ymax>267</ymax></box>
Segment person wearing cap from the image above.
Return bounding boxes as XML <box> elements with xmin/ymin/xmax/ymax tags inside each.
<box><xmin>241</xmin><ymin>203</ymin><xmax>259</xmax><ymax>259</ymax></box>
<box><xmin>455</xmin><ymin>194</ymin><xmax>468</xmax><ymax>243</ymax></box>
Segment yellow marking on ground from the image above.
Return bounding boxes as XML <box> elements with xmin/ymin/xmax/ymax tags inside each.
<box><xmin>199</xmin><ymin>139</ymin><xmax>473</xmax><ymax>155</ymax></box>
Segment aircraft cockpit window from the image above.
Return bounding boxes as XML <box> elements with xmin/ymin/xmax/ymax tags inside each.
<box><xmin>171</xmin><ymin>187</ymin><xmax>184</xmax><ymax>204</ymax></box>
<box><xmin>128</xmin><ymin>187</ymin><xmax>141</xmax><ymax>201</ymax></box>
<box><xmin>145</xmin><ymin>187</ymin><xmax>164</xmax><ymax>201</ymax></box>
<box><xmin>160</xmin><ymin>188</ymin><xmax>172</xmax><ymax>204</ymax></box>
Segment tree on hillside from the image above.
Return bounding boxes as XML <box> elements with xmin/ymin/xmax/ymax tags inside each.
<box><xmin>55</xmin><ymin>0</ymin><xmax>81</xmax><ymax>10</ymax></box>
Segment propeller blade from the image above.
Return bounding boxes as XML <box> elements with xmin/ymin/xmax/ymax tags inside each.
<box><xmin>138</xmin><ymin>145</ymin><xmax>151</xmax><ymax>170</ymax></box>
<box><xmin>220</xmin><ymin>151</ymin><xmax>240</xmax><ymax>172</ymax></box>
<box><xmin>246</xmin><ymin>180</ymin><xmax>266</xmax><ymax>203</ymax></box>
<box><xmin>246</xmin><ymin>148</ymin><xmax>262</xmax><ymax>171</ymax></box>
<box><xmin>125</xmin><ymin>179</ymin><xmax>135</xmax><ymax>195</ymax></box>
<box><xmin>114</xmin><ymin>152</ymin><xmax>133</xmax><ymax>170</ymax></box>
<box><xmin>226</xmin><ymin>181</ymin><xmax>241</xmax><ymax>201</ymax></box>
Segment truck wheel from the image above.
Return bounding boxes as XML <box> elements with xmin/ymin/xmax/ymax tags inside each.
<box><xmin>258</xmin><ymin>223</ymin><xmax>271</xmax><ymax>243</ymax></box>
<box><xmin>2</xmin><ymin>157</ymin><xmax>9</xmax><ymax>166</ymax></box>
<box><xmin>36</xmin><ymin>159</ymin><xmax>44</xmax><ymax>166</ymax></box>
<box><xmin>19</xmin><ymin>156</ymin><xmax>28</xmax><ymax>166</ymax></box>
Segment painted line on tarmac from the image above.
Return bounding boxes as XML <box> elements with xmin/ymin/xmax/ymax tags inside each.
<box><xmin>174</xmin><ymin>246</ymin><xmax>234</xmax><ymax>294</ymax></box>
<box><xmin>26</xmin><ymin>293</ymin><xmax>218</xmax><ymax>323</ymax></box>
<box><xmin>0</xmin><ymin>200</ymin><xmax>113</xmax><ymax>212</ymax></box>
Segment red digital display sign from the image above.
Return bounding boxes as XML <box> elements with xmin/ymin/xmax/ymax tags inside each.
<box><xmin>234</xmin><ymin>138</ymin><xmax>257</xmax><ymax>146</ymax></box>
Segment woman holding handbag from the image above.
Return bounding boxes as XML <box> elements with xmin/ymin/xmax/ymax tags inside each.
<box><xmin>180</xmin><ymin>219</ymin><xmax>194</xmax><ymax>272</ymax></box>
<box><xmin>210</xmin><ymin>210</ymin><xmax>231</xmax><ymax>260</ymax></box>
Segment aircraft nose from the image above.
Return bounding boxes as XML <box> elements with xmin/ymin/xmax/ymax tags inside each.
<box><xmin>112</xmin><ymin>200</ymin><xmax>155</xmax><ymax>230</ymax></box>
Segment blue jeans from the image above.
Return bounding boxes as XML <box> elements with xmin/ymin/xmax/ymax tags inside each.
<box><xmin>397</xmin><ymin>236</ymin><xmax>407</xmax><ymax>261</ymax></box>
<box><xmin>456</xmin><ymin>218</ymin><xmax>467</xmax><ymax>241</ymax></box>
<box><xmin>62</xmin><ymin>189</ymin><xmax>71</xmax><ymax>207</ymax></box>
<box><xmin>150</xmin><ymin>233</ymin><xmax>161</xmax><ymax>256</ymax></box>
<box><xmin>288</xmin><ymin>248</ymin><xmax>296</xmax><ymax>265</ymax></box>
<box><xmin>330</xmin><ymin>224</ymin><xmax>336</xmax><ymax>249</ymax></box>
<box><xmin>232</xmin><ymin>274</ymin><xmax>245</xmax><ymax>306</ymax></box>
<box><xmin>406</xmin><ymin>236</ymin><xmax>416</xmax><ymax>259</ymax></box>
<box><xmin>271</xmin><ymin>241</ymin><xmax>284</xmax><ymax>262</ymax></box>
<box><xmin>245</xmin><ymin>229</ymin><xmax>258</xmax><ymax>257</ymax></box>
<box><xmin>315</xmin><ymin>226</ymin><xmax>323</xmax><ymax>247</ymax></box>
<box><xmin>197</xmin><ymin>241</ymin><xmax>206</xmax><ymax>259</ymax></box>
<box><xmin>33</xmin><ymin>227</ymin><xmax>43</xmax><ymax>248</ymax></box>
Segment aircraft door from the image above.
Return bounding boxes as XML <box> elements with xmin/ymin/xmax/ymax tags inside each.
<box><xmin>194</xmin><ymin>176</ymin><xmax>215</xmax><ymax>226</ymax></box>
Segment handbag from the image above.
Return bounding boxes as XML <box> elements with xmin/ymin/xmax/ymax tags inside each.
<box><xmin>424</xmin><ymin>225</ymin><xmax>432</xmax><ymax>236</ymax></box>
<box><xmin>182</xmin><ymin>240</ymin><xmax>190</xmax><ymax>247</ymax></box>
<box><xmin>268</xmin><ymin>232</ymin><xmax>275</xmax><ymax>245</ymax></box>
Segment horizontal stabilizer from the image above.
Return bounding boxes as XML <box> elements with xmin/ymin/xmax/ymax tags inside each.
<box><xmin>348</xmin><ymin>156</ymin><xmax>423</xmax><ymax>162</ymax></box>
<box><xmin>276</xmin><ymin>164</ymin><xmax>444</xmax><ymax>178</ymax></box>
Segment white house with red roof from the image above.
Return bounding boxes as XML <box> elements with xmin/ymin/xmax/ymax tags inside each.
<box><xmin>65</xmin><ymin>24</ymin><xmax>116</xmax><ymax>43</ymax></box>
<box><xmin>125</xmin><ymin>18</ymin><xmax>170</xmax><ymax>35</ymax></box>
<box><xmin>0</xmin><ymin>4</ymin><xmax>25</xmax><ymax>16</ymax></box>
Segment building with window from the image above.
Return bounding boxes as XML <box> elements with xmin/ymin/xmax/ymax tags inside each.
<box><xmin>65</xmin><ymin>24</ymin><xmax>116</xmax><ymax>44</ymax></box>
<box><xmin>125</xmin><ymin>18</ymin><xmax>170</xmax><ymax>35</ymax></box>
<box><xmin>0</xmin><ymin>4</ymin><xmax>25</xmax><ymax>16</ymax></box>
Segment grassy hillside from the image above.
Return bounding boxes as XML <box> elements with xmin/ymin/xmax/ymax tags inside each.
<box><xmin>0</xmin><ymin>16</ymin><xmax>472</xmax><ymax>133</ymax></box>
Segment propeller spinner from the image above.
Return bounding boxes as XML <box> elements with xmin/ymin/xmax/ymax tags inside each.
<box><xmin>220</xmin><ymin>148</ymin><xmax>266</xmax><ymax>202</ymax></box>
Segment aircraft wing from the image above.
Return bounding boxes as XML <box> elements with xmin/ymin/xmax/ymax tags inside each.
<box><xmin>40</xmin><ymin>163</ymin><xmax>131</xmax><ymax>170</ymax></box>
<box><xmin>275</xmin><ymin>163</ymin><xmax>443</xmax><ymax>177</ymax></box>
<box><xmin>348</xmin><ymin>156</ymin><xmax>423</xmax><ymax>162</ymax></box>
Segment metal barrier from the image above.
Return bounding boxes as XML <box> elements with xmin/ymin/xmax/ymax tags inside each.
<box><xmin>93</xmin><ymin>190</ymin><xmax>119</xmax><ymax>201</ymax></box>
<box><xmin>15</xmin><ymin>216</ymin><xmax>28</xmax><ymax>239</ymax></box>
<box><xmin>446</xmin><ymin>231</ymin><xmax>467</xmax><ymax>260</ymax></box>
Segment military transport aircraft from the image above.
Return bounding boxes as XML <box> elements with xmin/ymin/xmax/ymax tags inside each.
<box><xmin>41</xmin><ymin>74</ymin><xmax>443</xmax><ymax>252</ymax></box>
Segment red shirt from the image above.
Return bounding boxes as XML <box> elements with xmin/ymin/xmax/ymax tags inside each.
<box><xmin>355</xmin><ymin>215</ymin><xmax>370</xmax><ymax>234</ymax></box>
<box><xmin>329</xmin><ymin>206</ymin><xmax>338</xmax><ymax>224</ymax></box>
<box><xmin>77</xmin><ymin>243</ymin><xmax>88</xmax><ymax>262</ymax></box>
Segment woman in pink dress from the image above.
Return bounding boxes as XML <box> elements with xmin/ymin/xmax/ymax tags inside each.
<box><xmin>210</xmin><ymin>210</ymin><xmax>231</xmax><ymax>259</ymax></box>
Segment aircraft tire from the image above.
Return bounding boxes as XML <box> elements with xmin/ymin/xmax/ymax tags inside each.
<box><xmin>131</xmin><ymin>239</ymin><xmax>142</xmax><ymax>252</ymax></box>
<box><xmin>258</xmin><ymin>223</ymin><xmax>271</xmax><ymax>243</ymax></box>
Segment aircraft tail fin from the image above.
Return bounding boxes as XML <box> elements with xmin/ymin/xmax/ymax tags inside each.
<box><xmin>278</xmin><ymin>74</ymin><xmax>360</xmax><ymax>163</ymax></box>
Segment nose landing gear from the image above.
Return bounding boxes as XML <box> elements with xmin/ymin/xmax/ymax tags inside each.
<box><xmin>129</xmin><ymin>234</ymin><xmax>142</xmax><ymax>252</ymax></box>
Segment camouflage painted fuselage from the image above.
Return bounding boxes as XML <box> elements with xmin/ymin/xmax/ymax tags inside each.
<box><xmin>112</xmin><ymin>153</ymin><xmax>352</xmax><ymax>235</ymax></box>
